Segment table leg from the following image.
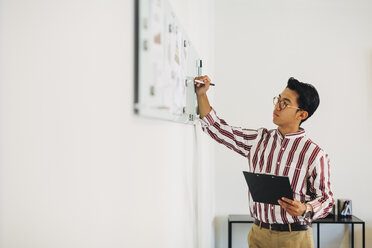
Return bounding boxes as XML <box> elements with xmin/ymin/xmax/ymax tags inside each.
<box><xmin>228</xmin><ymin>221</ymin><xmax>232</xmax><ymax>248</ymax></box>
<box><xmin>317</xmin><ymin>223</ymin><xmax>320</xmax><ymax>248</ymax></box>
<box><xmin>363</xmin><ymin>222</ymin><xmax>365</xmax><ymax>248</ymax></box>
<box><xmin>351</xmin><ymin>223</ymin><xmax>354</xmax><ymax>248</ymax></box>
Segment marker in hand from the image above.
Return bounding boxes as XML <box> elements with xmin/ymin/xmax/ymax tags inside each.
<box><xmin>194</xmin><ymin>79</ymin><xmax>215</xmax><ymax>86</ymax></box>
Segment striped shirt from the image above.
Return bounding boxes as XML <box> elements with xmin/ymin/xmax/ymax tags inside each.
<box><xmin>200</xmin><ymin>108</ymin><xmax>334</xmax><ymax>224</ymax></box>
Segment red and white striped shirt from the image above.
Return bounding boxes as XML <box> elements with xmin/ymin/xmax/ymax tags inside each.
<box><xmin>201</xmin><ymin>108</ymin><xmax>334</xmax><ymax>224</ymax></box>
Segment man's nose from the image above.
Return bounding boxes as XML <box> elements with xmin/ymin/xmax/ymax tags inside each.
<box><xmin>275</xmin><ymin>103</ymin><xmax>281</xmax><ymax>111</ymax></box>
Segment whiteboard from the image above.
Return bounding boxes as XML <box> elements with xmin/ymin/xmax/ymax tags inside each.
<box><xmin>134</xmin><ymin>0</ymin><xmax>201</xmax><ymax>124</ymax></box>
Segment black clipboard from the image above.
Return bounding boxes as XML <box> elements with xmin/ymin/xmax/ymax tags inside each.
<box><xmin>243</xmin><ymin>171</ymin><xmax>293</xmax><ymax>205</ymax></box>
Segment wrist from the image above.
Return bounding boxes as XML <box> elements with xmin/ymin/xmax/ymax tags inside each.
<box><xmin>302</xmin><ymin>204</ymin><xmax>313</xmax><ymax>218</ymax></box>
<box><xmin>301</xmin><ymin>204</ymin><xmax>307</xmax><ymax>216</ymax></box>
<box><xmin>197</xmin><ymin>92</ymin><xmax>207</xmax><ymax>98</ymax></box>
<box><xmin>302</xmin><ymin>204</ymin><xmax>312</xmax><ymax>217</ymax></box>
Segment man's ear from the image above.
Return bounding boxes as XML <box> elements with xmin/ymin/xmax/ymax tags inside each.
<box><xmin>298</xmin><ymin>110</ymin><xmax>308</xmax><ymax>122</ymax></box>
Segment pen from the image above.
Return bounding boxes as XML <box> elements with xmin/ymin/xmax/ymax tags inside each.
<box><xmin>194</xmin><ymin>79</ymin><xmax>215</xmax><ymax>86</ymax></box>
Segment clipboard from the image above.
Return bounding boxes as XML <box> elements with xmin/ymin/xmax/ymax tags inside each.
<box><xmin>243</xmin><ymin>171</ymin><xmax>293</xmax><ymax>205</ymax></box>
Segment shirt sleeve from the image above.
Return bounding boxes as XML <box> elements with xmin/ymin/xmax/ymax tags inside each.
<box><xmin>306</xmin><ymin>152</ymin><xmax>334</xmax><ymax>221</ymax></box>
<box><xmin>199</xmin><ymin>107</ymin><xmax>259</xmax><ymax>158</ymax></box>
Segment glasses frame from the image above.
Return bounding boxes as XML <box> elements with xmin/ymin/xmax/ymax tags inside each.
<box><xmin>273</xmin><ymin>96</ymin><xmax>302</xmax><ymax>111</ymax></box>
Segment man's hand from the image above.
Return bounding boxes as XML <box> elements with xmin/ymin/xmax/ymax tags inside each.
<box><xmin>278</xmin><ymin>197</ymin><xmax>307</xmax><ymax>217</ymax></box>
<box><xmin>194</xmin><ymin>75</ymin><xmax>212</xmax><ymax>118</ymax></box>
<box><xmin>194</xmin><ymin>75</ymin><xmax>211</xmax><ymax>96</ymax></box>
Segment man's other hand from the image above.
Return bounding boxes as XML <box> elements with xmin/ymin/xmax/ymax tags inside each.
<box><xmin>278</xmin><ymin>197</ymin><xmax>307</xmax><ymax>217</ymax></box>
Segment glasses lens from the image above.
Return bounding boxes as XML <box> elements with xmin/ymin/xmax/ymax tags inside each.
<box><xmin>273</xmin><ymin>97</ymin><xmax>286</xmax><ymax>110</ymax></box>
<box><xmin>282</xmin><ymin>102</ymin><xmax>287</xmax><ymax>109</ymax></box>
<box><xmin>273</xmin><ymin>97</ymin><xmax>278</xmax><ymax>105</ymax></box>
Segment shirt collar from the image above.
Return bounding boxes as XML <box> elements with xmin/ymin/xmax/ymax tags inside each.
<box><xmin>276</xmin><ymin>128</ymin><xmax>306</xmax><ymax>139</ymax></box>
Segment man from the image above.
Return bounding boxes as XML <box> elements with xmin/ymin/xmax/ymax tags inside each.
<box><xmin>195</xmin><ymin>76</ymin><xmax>334</xmax><ymax>248</ymax></box>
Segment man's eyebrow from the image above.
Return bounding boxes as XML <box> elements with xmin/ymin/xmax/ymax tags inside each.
<box><xmin>278</xmin><ymin>94</ymin><xmax>292</xmax><ymax>103</ymax></box>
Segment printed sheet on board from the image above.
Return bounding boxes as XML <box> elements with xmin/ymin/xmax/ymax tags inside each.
<box><xmin>135</xmin><ymin>0</ymin><xmax>201</xmax><ymax>124</ymax></box>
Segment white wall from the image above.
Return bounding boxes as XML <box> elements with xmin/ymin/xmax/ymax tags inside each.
<box><xmin>214</xmin><ymin>0</ymin><xmax>372</xmax><ymax>247</ymax></box>
<box><xmin>0</xmin><ymin>0</ymin><xmax>215</xmax><ymax>247</ymax></box>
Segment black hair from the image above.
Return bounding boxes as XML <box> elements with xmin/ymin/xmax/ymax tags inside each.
<box><xmin>286</xmin><ymin>77</ymin><xmax>320</xmax><ymax>125</ymax></box>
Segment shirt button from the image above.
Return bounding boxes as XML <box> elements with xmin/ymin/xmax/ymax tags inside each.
<box><xmin>277</xmin><ymin>162</ymin><xmax>280</xmax><ymax>165</ymax></box>
<box><xmin>282</xmin><ymin>148</ymin><xmax>285</xmax><ymax>150</ymax></box>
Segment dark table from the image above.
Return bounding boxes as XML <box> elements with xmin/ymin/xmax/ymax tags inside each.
<box><xmin>228</xmin><ymin>214</ymin><xmax>365</xmax><ymax>248</ymax></box>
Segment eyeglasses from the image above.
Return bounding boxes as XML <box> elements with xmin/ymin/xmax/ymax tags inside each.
<box><xmin>273</xmin><ymin>96</ymin><xmax>301</xmax><ymax>111</ymax></box>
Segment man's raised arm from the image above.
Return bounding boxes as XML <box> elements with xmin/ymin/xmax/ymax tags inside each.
<box><xmin>195</xmin><ymin>75</ymin><xmax>261</xmax><ymax>158</ymax></box>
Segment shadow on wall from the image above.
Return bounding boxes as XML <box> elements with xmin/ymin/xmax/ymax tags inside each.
<box><xmin>312</xmin><ymin>224</ymin><xmax>345</xmax><ymax>248</ymax></box>
<box><xmin>314</xmin><ymin>221</ymin><xmax>369</xmax><ymax>248</ymax></box>
<box><xmin>350</xmin><ymin>225</ymin><xmax>371</xmax><ymax>248</ymax></box>
<box><xmin>214</xmin><ymin>215</ymin><xmax>251</xmax><ymax>248</ymax></box>
<box><xmin>369</xmin><ymin>52</ymin><xmax>372</xmax><ymax>121</ymax></box>
<box><xmin>214</xmin><ymin>215</ymin><xmax>228</xmax><ymax>248</ymax></box>
<box><xmin>364</xmin><ymin>226</ymin><xmax>372</xmax><ymax>248</ymax></box>
<box><xmin>366</xmin><ymin>51</ymin><xmax>372</xmax><ymax>248</ymax></box>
